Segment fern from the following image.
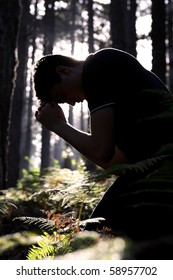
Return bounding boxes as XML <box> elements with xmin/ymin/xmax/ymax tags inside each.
<box><xmin>0</xmin><ymin>201</ymin><xmax>17</xmax><ymax>215</ymax></box>
<box><xmin>13</xmin><ymin>216</ymin><xmax>55</xmax><ymax>231</ymax></box>
<box><xmin>26</xmin><ymin>216</ymin><xmax>105</xmax><ymax>260</ymax></box>
<box><xmin>79</xmin><ymin>217</ymin><xmax>105</xmax><ymax>227</ymax></box>
<box><xmin>88</xmin><ymin>154</ymin><xmax>167</xmax><ymax>183</ymax></box>
<box><xmin>27</xmin><ymin>231</ymin><xmax>58</xmax><ymax>260</ymax></box>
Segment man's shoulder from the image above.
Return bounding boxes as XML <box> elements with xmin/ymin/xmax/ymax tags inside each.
<box><xmin>86</xmin><ymin>48</ymin><xmax>138</xmax><ymax>68</ymax></box>
<box><xmin>93</xmin><ymin>48</ymin><xmax>134</xmax><ymax>58</ymax></box>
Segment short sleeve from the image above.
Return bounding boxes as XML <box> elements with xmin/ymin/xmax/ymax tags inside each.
<box><xmin>82</xmin><ymin>52</ymin><xmax>117</xmax><ymax>114</ymax></box>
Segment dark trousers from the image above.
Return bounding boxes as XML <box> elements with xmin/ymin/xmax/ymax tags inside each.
<box><xmin>85</xmin><ymin>158</ymin><xmax>173</xmax><ymax>241</ymax></box>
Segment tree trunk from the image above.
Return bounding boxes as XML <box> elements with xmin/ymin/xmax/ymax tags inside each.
<box><xmin>21</xmin><ymin>86</ymin><xmax>33</xmax><ymax>172</ymax></box>
<box><xmin>110</xmin><ymin>0</ymin><xmax>126</xmax><ymax>50</ymax></box>
<box><xmin>110</xmin><ymin>0</ymin><xmax>137</xmax><ymax>56</ymax></box>
<box><xmin>88</xmin><ymin>0</ymin><xmax>94</xmax><ymax>53</ymax></box>
<box><xmin>7</xmin><ymin>0</ymin><xmax>30</xmax><ymax>188</ymax></box>
<box><xmin>167</xmin><ymin>0</ymin><xmax>173</xmax><ymax>92</ymax></box>
<box><xmin>124</xmin><ymin>0</ymin><xmax>137</xmax><ymax>56</ymax></box>
<box><xmin>85</xmin><ymin>0</ymin><xmax>96</xmax><ymax>171</ymax></box>
<box><xmin>151</xmin><ymin>0</ymin><xmax>166</xmax><ymax>83</ymax></box>
<box><xmin>0</xmin><ymin>0</ymin><xmax>21</xmax><ymax>188</ymax></box>
<box><xmin>40</xmin><ymin>0</ymin><xmax>55</xmax><ymax>173</ymax></box>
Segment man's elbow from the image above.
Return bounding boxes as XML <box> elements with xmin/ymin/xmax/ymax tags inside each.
<box><xmin>94</xmin><ymin>148</ymin><xmax>114</xmax><ymax>163</ymax></box>
<box><xmin>95</xmin><ymin>146</ymin><xmax>128</xmax><ymax>169</ymax></box>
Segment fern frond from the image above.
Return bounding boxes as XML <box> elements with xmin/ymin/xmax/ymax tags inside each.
<box><xmin>88</xmin><ymin>155</ymin><xmax>167</xmax><ymax>183</ymax></box>
<box><xmin>30</xmin><ymin>188</ymin><xmax>61</xmax><ymax>200</ymax></box>
<box><xmin>27</xmin><ymin>232</ymin><xmax>56</xmax><ymax>260</ymax></box>
<box><xmin>0</xmin><ymin>201</ymin><xmax>17</xmax><ymax>215</ymax></box>
<box><xmin>13</xmin><ymin>216</ymin><xmax>55</xmax><ymax>231</ymax></box>
<box><xmin>79</xmin><ymin>217</ymin><xmax>105</xmax><ymax>227</ymax></box>
<box><xmin>156</xmin><ymin>143</ymin><xmax>173</xmax><ymax>156</ymax></box>
<box><xmin>27</xmin><ymin>231</ymin><xmax>71</xmax><ymax>260</ymax></box>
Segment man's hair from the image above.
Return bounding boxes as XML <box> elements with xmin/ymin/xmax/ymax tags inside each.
<box><xmin>33</xmin><ymin>54</ymin><xmax>81</xmax><ymax>102</ymax></box>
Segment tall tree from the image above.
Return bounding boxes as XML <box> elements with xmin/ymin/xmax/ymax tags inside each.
<box><xmin>167</xmin><ymin>0</ymin><xmax>173</xmax><ymax>92</ymax></box>
<box><xmin>110</xmin><ymin>0</ymin><xmax>137</xmax><ymax>56</ymax></box>
<box><xmin>151</xmin><ymin>0</ymin><xmax>166</xmax><ymax>83</ymax></box>
<box><xmin>62</xmin><ymin>0</ymin><xmax>77</xmax><ymax>170</ymax></box>
<box><xmin>124</xmin><ymin>0</ymin><xmax>137</xmax><ymax>56</ymax></box>
<box><xmin>40</xmin><ymin>0</ymin><xmax>55</xmax><ymax>173</ymax></box>
<box><xmin>88</xmin><ymin>0</ymin><xmax>94</xmax><ymax>53</ymax></box>
<box><xmin>7</xmin><ymin>0</ymin><xmax>30</xmax><ymax>187</ymax></box>
<box><xmin>0</xmin><ymin>0</ymin><xmax>21</xmax><ymax>188</ymax></box>
<box><xmin>19</xmin><ymin>0</ymin><xmax>38</xmax><ymax>174</ymax></box>
<box><xmin>85</xmin><ymin>0</ymin><xmax>97</xmax><ymax>171</ymax></box>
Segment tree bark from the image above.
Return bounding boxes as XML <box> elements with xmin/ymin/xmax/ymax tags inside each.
<box><xmin>0</xmin><ymin>0</ymin><xmax>21</xmax><ymax>188</ymax></box>
<box><xmin>7</xmin><ymin>0</ymin><xmax>30</xmax><ymax>187</ymax></box>
<box><xmin>151</xmin><ymin>0</ymin><xmax>166</xmax><ymax>82</ymax></box>
<box><xmin>41</xmin><ymin>0</ymin><xmax>55</xmax><ymax>173</ymax></box>
<box><xmin>110</xmin><ymin>0</ymin><xmax>137</xmax><ymax>56</ymax></box>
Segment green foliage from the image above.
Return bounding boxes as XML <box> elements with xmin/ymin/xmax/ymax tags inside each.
<box><xmin>17</xmin><ymin>168</ymin><xmax>42</xmax><ymax>192</ymax></box>
<box><xmin>4</xmin><ymin>150</ymin><xmax>173</xmax><ymax>259</ymax></box>
<box><xmin>15</xmin><ymin>211</ymin><xmax>105</xmax><ymax>260</ymax></box>
<box><xmin>27</xmin><ymin>167</ymin><xmax>110</xmax><ymax>220</ymax></box>
<box><xmin>11</xmin><ymin>164</ymin><xmax>110</xmax><ymax>260</ymax></box>
<box><xmin>26</xmin><ymin>231</ymin><xmax>70</xmax><ymax>260</ymax></box>
<box><xmin>11</xmin><ymin>153</ymin><xmax>171</xmax><ymax>260</ymax></box>
<box><xmin>3</xmin><ymin>151</ymin><xmax>173</xmax><ymax>259</ymax></box>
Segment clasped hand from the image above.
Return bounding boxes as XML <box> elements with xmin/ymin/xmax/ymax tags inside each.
<box><xmin>35</xmin><ymin>102</ymin><xmax>67</xmax><ymax>132</ymax></box>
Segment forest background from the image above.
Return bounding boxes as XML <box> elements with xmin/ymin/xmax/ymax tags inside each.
<box><xmin>0</xmin><ymin>0</ymin><xmax>173</xmax><ymax>260</ymax></box>
<box><xmin>1</xmin><ymin>0</ymin><xmax>172</xmax><ymax>189</ymax></box>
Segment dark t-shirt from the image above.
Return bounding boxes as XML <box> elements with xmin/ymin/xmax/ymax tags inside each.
<box><xmin>82</xmin><ymin>48</ymin><xmax>173</xmax><ymax>162</ymax></box>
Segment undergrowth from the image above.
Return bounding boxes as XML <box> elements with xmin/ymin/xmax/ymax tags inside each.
<box><xmin>2</xmin><ymin>151</ymin><xmax>169</xmax><ymax>260</ymax></box>
<box><xmin>2</xmin><ymin>166</ymin><xmax>113</xmax><ymax>260</ymax></box>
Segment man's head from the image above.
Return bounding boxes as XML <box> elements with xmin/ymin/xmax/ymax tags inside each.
<box><xmin>33</xmin><ymin>54</ymin><xmax>84</xmax><ymax>104</ymax></box>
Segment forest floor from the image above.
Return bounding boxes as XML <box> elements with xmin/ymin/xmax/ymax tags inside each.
<box><xmin>0</xmin><ymin>166</ymin><xmax>173</xmax><ymax>260</ymax></box>
<box><xmin>0</xmin><ymin>166</ymin><xmax>117</xmax><ymax>260</ymax></box>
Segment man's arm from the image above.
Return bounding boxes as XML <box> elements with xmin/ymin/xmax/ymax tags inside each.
<box><xmin>35</xmin><ymin>103</ymin><xmax>128</xmax><ymax>168</ymax></box>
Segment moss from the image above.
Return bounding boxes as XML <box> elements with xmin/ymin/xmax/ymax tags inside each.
<box><xmin>0</xmin><ymin>231</ymin><xmax>41</xmax><ymax>259</ymax></box>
